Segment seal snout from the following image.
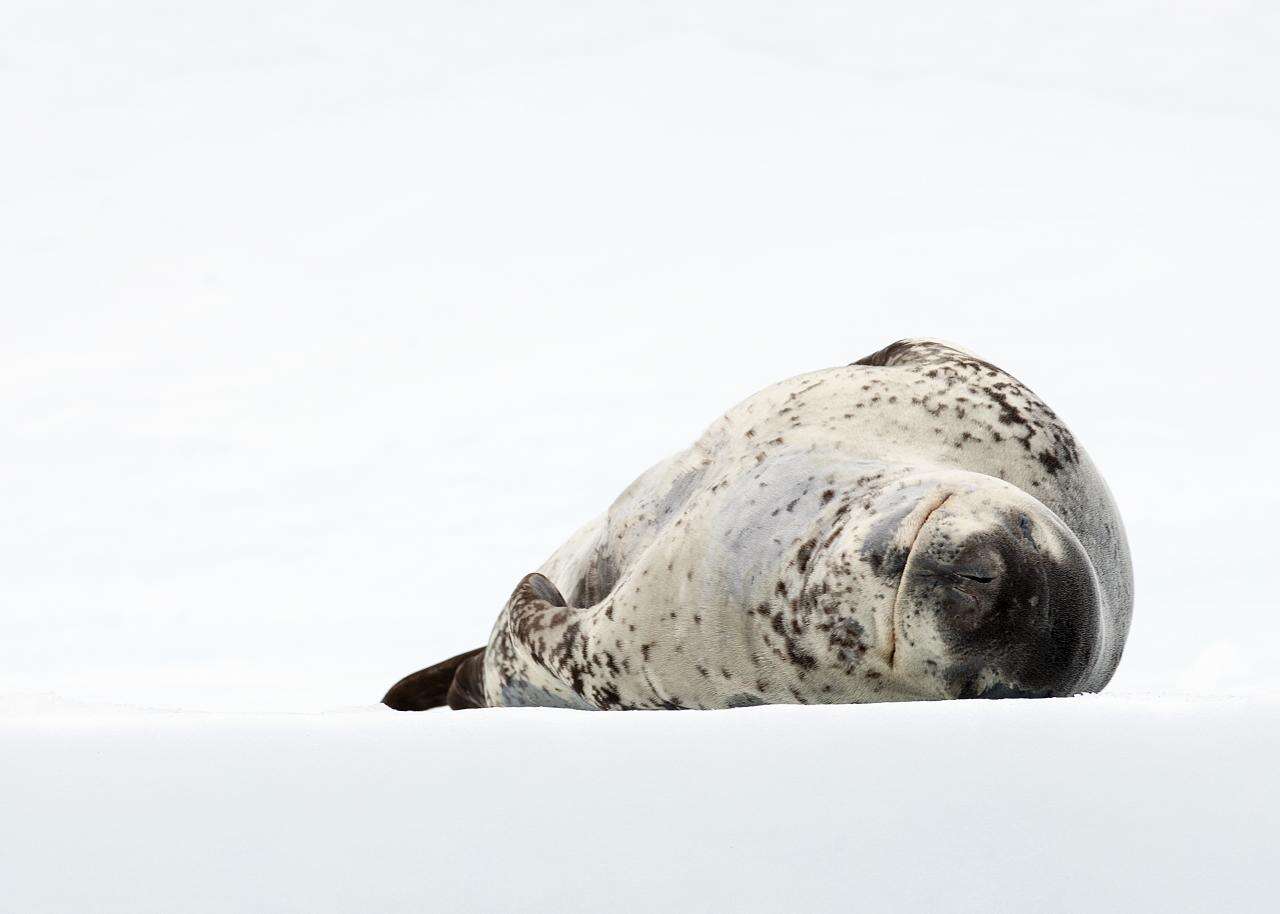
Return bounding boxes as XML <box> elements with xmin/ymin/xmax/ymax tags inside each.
<box><xmin>894</xmin><ymin>488</ymin><xmax>1103</xmax><ymax>699</ymax></box>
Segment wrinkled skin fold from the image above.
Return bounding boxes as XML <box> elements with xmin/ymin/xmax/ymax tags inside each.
<box><xmin>384</xmin><ymin>339</ymin><xmax>1133</xmax><ymax>711</ymax></box>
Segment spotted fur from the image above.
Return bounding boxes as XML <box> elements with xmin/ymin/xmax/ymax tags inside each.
<box><xmin>384</xmin><ymin>339</ymin><xmax>1132</xmax><ymax>711</ymax></box>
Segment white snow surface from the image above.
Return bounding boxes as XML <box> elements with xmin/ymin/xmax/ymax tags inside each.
<box><xmin>4</xmin><ymin>2</ymin><xmax>1280</xmax><ymax>911</ymax></box>
<box><xmin>4</xmin><ymin>692</ymin><xmax>1278</xmax><ymax>913</ymax></box>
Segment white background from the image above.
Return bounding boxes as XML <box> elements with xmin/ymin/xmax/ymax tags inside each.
<box><xmin>5</xmin><ymin>1</ymin><xmax>1277</xmax><ymax>711</ymax></box>
<box><xmin>3</xmin><ymin>5</ymin><xmax>1279</xmax><ymax>911</ymax></box>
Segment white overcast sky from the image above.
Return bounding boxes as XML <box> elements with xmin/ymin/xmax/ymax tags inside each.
<box><xmin>3</xmin><ymin>1</ymin><xmax>1279</xmax><ymax>710</ymax></box>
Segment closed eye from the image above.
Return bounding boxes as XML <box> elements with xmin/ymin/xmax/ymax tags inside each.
<box><xmin>954</xmin><ymin>572</ymin><xmax>995</xmax><ymax>584</ymax></box>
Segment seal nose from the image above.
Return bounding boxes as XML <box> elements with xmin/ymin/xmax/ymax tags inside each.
<box><xmin>906</xmin><ymin>498</ymin><xmax>1102</xmax><ymax>698</ymax></box>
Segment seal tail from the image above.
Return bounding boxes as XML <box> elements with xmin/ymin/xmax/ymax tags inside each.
<box><xmin>382</xmin><ymin>646</ymin><xmax>487</xmax><ymax>711</ymax></box>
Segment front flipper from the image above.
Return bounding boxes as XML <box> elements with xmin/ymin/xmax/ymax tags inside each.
<box><xmin>489</xmin><ymin>573</ymin><xmax>610</xmax><ymax>710</ymax></box>
<box><xmin>852</xmin><ymin>338</ymin><xmax>982</xmax><ymax>369</ymax></box>
<box><xmin>510</xmin><ymin>571</ymin><xmax>569</xmax><ymax>610</ymax></box>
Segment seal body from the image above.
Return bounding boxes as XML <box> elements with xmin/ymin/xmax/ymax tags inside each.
<box><xmin>384</xmin><ymin>339</ymin><xmax>1132</xmax><ymax>711</ymax></box>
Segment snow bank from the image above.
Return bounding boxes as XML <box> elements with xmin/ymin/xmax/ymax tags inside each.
<box><xmin>3</xmin><ymin>692</ymin><xmax>1276</xmax><ymax>913</ymax></box>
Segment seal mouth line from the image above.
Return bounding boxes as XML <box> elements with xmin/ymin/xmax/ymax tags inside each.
<box><xmin>887</xmin><ymin>493</ymin><xmax>952</xmax><ymax>669</ymax></box>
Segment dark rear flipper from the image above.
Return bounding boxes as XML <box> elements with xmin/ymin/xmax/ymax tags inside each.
<box><xmin>382</xmin><ymin>647</ymin><xmax>487</xmax><ymax>711</ymax></box>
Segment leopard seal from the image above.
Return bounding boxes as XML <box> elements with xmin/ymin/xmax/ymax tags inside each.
<box><xmin>384</xmin><ymin>339</ymin><xmax>1133</xmax><ymax>711</ymax></box>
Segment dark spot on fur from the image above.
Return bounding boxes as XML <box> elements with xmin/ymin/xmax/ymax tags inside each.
<box><xmin>593</xmin><ymin>682</ymin><xmax>621</xmax><ymax>707</ymax></box>
<box><xmin>1037</xmin><ymin>450</ymin><xmax>1063</xmax><ymax>475</ymax></box>
<box><xmin>796</xmin><ymin>539</ymin><xmax>816</xmax><ymax>574</ymax></box>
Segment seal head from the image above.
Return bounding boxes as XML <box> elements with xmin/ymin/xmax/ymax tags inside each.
<box><xmin>888</xmin><ymin>482</ymin><xmax>1102</xmax><ymax>699</ymax></box>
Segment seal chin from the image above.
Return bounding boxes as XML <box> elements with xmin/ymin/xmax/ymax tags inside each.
<box><xmin>891</xmin><ymin>484</ymin><xmax>1104</xmax><ymax>700</ymax></box>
